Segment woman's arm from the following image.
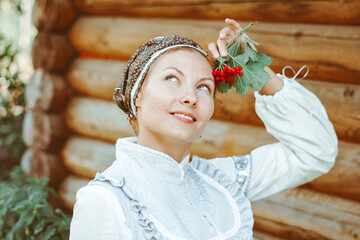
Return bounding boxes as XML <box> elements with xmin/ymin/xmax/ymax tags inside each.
<box><xmin>207</xmin><ymin>19</ymin><xmax>338</xmax><ymax>201</ymax></box>
<box><xmin>259</xmin><ymin>67</ymin><xmax>284</xmax><ymax>95</ymax></box>
<box><xmin>70</xmin><ymin>185</ymin><xmax>133</xmax><ymax>240</ymax></box>
<box><xmin>247</xmin><ymin>75</ymin><xmax>338</xmax><ymax>201</ymax></box>
<box><xmin>208</xmin><ymin>75</ymin><xmax>338</xmax><ymax>201</ymax></box>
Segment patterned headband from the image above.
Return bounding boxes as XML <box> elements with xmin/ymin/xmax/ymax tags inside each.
<box><xmin>113</xmin><ymin>35</ymin><xmax>209</xmax><ymax>118</ymax></box>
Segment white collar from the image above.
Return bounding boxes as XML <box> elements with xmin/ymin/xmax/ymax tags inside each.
<box><xmin>115</xmin><ymin>137</ymin><xmax>190</xmax><ymax>182</ymax></box>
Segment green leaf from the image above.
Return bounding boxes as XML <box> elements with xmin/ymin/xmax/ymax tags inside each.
<box><xmin>257</xmin><ymin>52</ymin><xmax>273</xmax><ymax>66</ymax></box>
<box><xmin>34</xmin><ymin>221</ymin><xmax>45</xmax><ymax>235</ymax></box>
<box><xmin>233</xmin><ymin>75</ymin><xmax>248</xmax><ymax>96</ymax></box>
<box><xmin>244</xmin><ymin>43</ymin><xmax>258</xmax><ymax>64</ymax></box>
<box><xmin>11</xmin><ymin>199</ymin><xmax>28</xmax><ymax>211</ymax></box>
<box><xmin>41</xmin><ymin>228</ymin><xmax>56</xmax><ymax>240</ymax></box>
<box><xmin>217</xmin><ymin>81</ymin><xmax>231</xmax><ymax>93</ymax></box>
<box><xmin>242</xmin><ymin>60</ymin><xmax>271</xmax><ymax>92</ymax></box>
<box><xmin>244</xmin><ymin>36</ymin><xmax>261</xmax><ymax>46</ymax></box>
<box><xmin>227</xmin><ymin>41</ymin><xmax>242</xmax><ymax>57</ymax></box>
<box><xmin>55</xmin><ymin>209</ymin><xmax>69</xmax><ymax>225</ymax></box>
<box><xmin>232</xmin><ymin>54</ymin><xmax>245</xmax><ymax>67</ymax></box>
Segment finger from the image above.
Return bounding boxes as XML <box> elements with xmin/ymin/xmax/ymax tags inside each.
<box><xmin>218</xmin><ymin>27</ymin><xmax>236</xmax><ymax>57</ymax></box>
<box><xmin>208</xmin><ymin>42</ymin><xmax>220</xmax><ymax>59</ymax></box>
<box><xmin>217</xmin><ymin>37</ymin><xmax>228</xmax><ymax>58</ymax></box>
<box><xmin>225</xmin><ymin>18</ymin><xmax>242</xmax><ymax>32</ymax></box>
<box><xmin>219</xmin><ymin>27</ymin><xmax>235</xmax><ymax>41</ymax></box>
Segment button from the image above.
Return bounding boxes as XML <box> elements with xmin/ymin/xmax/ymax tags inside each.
<box><xmin>237</xmin><ymin>175</ymin><xmax>247</xmax><ymax>185</ymax></box>
<box><xmin>235</xmin><ymin>157</ymin><xmax>248</xmax><ymax>170</ymax></box>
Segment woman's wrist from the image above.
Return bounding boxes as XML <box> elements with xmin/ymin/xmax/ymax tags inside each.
<box><xmin>258</xmin><ymin>67</ymin><xmax>284</xmax><ymax>96</ymax></box>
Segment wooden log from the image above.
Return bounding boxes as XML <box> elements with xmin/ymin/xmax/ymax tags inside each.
<box><xmin>67</xmin><ymin>58</ymin><xmax>360</xmax><ymax>143</ymax></box>
<box><xmin>61</xmin><ymin>96</ymin><xmax>360</xmax><ymax>201</ymax></box>
<box><xmin>20</xmin><ymin>148</ymin><xmax>67</xmax><ymax>187</ymax></box>
<box><xmin>62</xmin><ymin>136</ymin><xmax>115</xmax><ymax>178</ymax></box>
<box><xmin>22</xmin><ymin>111</ymin><xmax>69</xmax><ymax>152</ymax></box>
<box><xmin>304</xmin><ymin>141</ymin><xmax>360</xmax><ymax>202</ymax></box>
<box><xmin>253</xmin><ymin>231</ymin><xmax>286</xmax><ymax>240</ymax></box>
<box><xmin>254</xmin><ymin>216</ymin><xmax>330</xmax><ymax>240</ymax></box>
<box><xmin>66</xmin><ymin>58</ymin><xmax>125</xmax><ymax>100</ymax></box>
<box><xmin>32</xmin><ymin>0</ymin><xmax>76</xmax><ymax>32</ymax></box>
<box><xmin>0</xmin><ymin>147</ymin><xmax>17</xmax><ymax>170</ymax></box>
<box><xmin>63</xmin><ymin>97</ymin><xmax>134</xmax><ymax>143</ymax></box>
<box><xmin>252</xmin><ymin>188</ymin><xmax>360</xmax><ymax>240</ymax></box>
<box><xmin>68</xmin><ymin>17</ymin><xmax>360</xmax><ymax>83</ymax></box>
<box><xmin>73</xmin><ymin>0</ymin><xmax>360</xmax><ymax>25</ymax></box>
<box><xmin>25</xmin><ymin>69</ymin><xmax>72</xmax><ymax>112</ymax></box>
<box><xmin>32</xmin><ymin>32</ymin><xmax>76</xmax><ymax>72</ymax></box>
<box><xmin>58</xmin><ymin>174</ymin><xmax>90</xmax><ymax>211</ymax></box>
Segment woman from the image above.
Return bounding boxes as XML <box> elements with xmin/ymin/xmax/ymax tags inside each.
<box><xmin>70</xmin><ymin>19</ymin><xmax>338</xmax><ymax>239</ymax></box>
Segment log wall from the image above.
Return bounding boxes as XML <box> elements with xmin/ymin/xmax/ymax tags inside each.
<box><xmin>22</xmin><ymin>0</ymin><xmax>77</xmax><ymax>188</ymax></box>
<box><xmin>27</xmin><ymin>0</ymin><xmax>360</xmax><ymax>239</ymax></box>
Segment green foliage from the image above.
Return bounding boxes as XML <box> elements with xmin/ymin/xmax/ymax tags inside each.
<box><xmin>0</xmin><ymin>35</ymin><xmax>26</xmax><ymax>160</ymax></box>
<box><xmin>0</xmin><ymin>167</ymin><xmax>70</xmax><ymax>240</ymax></box>
<box><xmin>213</xmin><ymin>23</ymin><xmax>273</xmax><ymax>96</ymax></box>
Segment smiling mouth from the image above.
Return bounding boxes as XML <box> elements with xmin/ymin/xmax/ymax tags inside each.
<box><xmin>170</xmin><ymin>112</ymin><xmax>197</xmax><ymax>122</ymax></box>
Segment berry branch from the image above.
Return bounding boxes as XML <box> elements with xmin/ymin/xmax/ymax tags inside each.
<box><xmin>212</xmin><ymin>23</ymin><xmax>273</xmax><ymax>96</ymax></box>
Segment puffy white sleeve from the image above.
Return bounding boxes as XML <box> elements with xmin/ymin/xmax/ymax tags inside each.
<box><xmin>70</xmin><ymin>185</ymin><xmax>133</xmax><ymax>240</ymax></box>
<box><xmin>210</xmin><ymin>74</ymin><xmax>338</xmax><ymax>202</ymax></box>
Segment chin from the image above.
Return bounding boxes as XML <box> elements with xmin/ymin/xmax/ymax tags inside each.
<box><xmin>165</xmin><ymin>130</ymin><xmax>200</xmax><ymax>143</ymax></box>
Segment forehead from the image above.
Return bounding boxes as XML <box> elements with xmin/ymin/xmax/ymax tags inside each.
<box><xmin>150</xmin><ymin>48</ymin><xmax>213</xmax><ymax>71</ymax></box>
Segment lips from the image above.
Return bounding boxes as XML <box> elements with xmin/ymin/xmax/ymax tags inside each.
<box><xmin>170</xmin><ymin>111</ymin><xmax>197</xmax><ymax>122</ymax></box>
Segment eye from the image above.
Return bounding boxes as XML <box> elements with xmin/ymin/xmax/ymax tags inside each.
<box><xmin>165</xmin><ymin>74</ymin><xmax>178</xmax><ymax>82</ymax></box>
<box><xmin>198</xmin><ymin>84</ymin><xmax>211</xmax><ymax>92</ymax></box>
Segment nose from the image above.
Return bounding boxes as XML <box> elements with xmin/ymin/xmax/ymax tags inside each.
<box><xmin>180</xmin><ymin>87</ymin><xmax>197</xmax><ymax>106</ymax></box>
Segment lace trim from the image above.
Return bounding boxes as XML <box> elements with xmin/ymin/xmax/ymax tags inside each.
<box><xmin>116</xmin><ymin>137</ymin><xmax>189</xmax><ymax>180</ymax></box>
<box><xmin>92</xmin><ymin>172</ymin><xmax>164</xmax><ymax>240</ymax></box>
<box><xmin>190</xmin><ymin>157</ymin><xmax>253</xmax><ymax>240</ymax></box>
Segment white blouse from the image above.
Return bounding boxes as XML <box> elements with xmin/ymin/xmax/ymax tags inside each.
<box><xmin>70</xmin><ymin>74</ymin><xmax>338</xmax><ymax>239</ymax></box>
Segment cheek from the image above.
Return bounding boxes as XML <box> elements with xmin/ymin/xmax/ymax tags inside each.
<box><xmin>140</xmin><ymin>90</ymin><xmax>173</xmax><ymax>117</ymax></box>
<box><xmin>199</xmin><ymin>96</ymin><xmax>215</xmax><ymax>121</ymax></box>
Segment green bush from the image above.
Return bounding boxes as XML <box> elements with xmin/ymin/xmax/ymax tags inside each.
<box><xmin>0</xmin><ymin>36</ymin><xmax>26</xmax><ymax>161</ymax></box>
<box><xmin>0</xmin><ymin>167</ymin><xmax>70</xmax><ymax>240</ymax></box>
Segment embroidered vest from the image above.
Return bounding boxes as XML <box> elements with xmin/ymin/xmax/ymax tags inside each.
<box><xmin>88</xmin><ymin>137</ymin><xmax>254</xmax><ymax>240</ymax></box>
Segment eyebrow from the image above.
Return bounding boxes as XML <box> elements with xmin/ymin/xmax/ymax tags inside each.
<box><xmin>164</xmin><ymin>67</ymin><xmax>214</xmax><ymax>82</ymax></box>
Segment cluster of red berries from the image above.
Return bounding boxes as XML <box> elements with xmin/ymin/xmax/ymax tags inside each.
<box><xmin>212</xmin><ymin>65</ymin><xmax>243</xmax><ymax>85</ymax></box>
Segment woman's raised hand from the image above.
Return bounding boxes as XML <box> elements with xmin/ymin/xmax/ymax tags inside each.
<box><xmin>208</xmin><ymin>18</ymin><xmax>257</xmax><ymax>59</ymax></box>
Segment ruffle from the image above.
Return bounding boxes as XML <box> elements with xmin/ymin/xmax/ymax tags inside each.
<box><xmin>190</xmin><ymin>157</ymin><xmax>254</xmax><ymax>239</ymax></box>
<box><xmin>92</xmin><ymin>172</ymin><xmax>165</xmax><ymax>240</ymax></box>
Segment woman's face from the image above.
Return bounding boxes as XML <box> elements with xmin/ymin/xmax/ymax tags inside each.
<box><xmin>135</xmin><ymin>48</ymin><xmax>215</xmax><ymax>144</ymax></box>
